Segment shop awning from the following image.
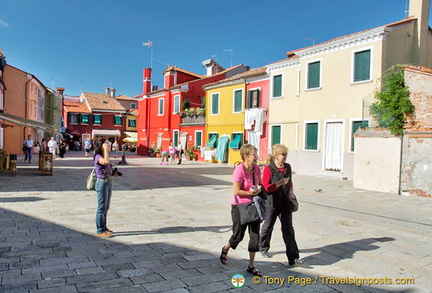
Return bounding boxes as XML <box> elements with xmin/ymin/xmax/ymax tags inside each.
<box><xmin>92</xmin><ymin>129</ymin><xmax>121</xmax><ymax>138</ymax></box>
<box><xmin>123</xmin><ymin>137</ymin><xmax>137</xmax><ymax>143</ymax></box>
<box><xmin>124</xmin><ymin>131</ymin><xmax>137</xmax><ymax>139</ymax></box>
<box><xmin>206</xmin><ymin>134</ymin><xmax>218</xmax><ymax>148</ymax></box>
<box><xmin>216</xmin><ymin>136</ymin><xmax>229</xmax><ymax>161</ymax></box>
<box><xmin>0</xmin><ymin>112</ymin><xmax>53</xmax><ymax>131</ymax></box>
<box><xmin>229</xmin><ymin>134</ymin><xmax>242</xmax><ymax>149</ymax></box>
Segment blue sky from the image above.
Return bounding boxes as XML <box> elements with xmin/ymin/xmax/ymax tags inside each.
<box><xmin>1</xmin><ymin>0</ymin><xmax>429</xmax><ymax>98</ymax></box>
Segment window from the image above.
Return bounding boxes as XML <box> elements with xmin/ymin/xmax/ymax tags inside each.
<box><xmin>229</xmin><ymin>133</ymin><xmax>243</xmax><ymax>149</ymax></box>
<box><xmin>173</xmin><ymin>95</ymin><xmax>180</xmax><ymax>113</ymax></box>
<box><xmin>351</xmin><ymin>120</ymin><xmax>369</xmax><ymax>151</ymax></box>
<box><xmin>195</xmin><ymin>131</ymin><xmax>203</xmax><ymax>147</ymax></box>
<box><xmin>158</xmin><ymin>98</ymin><xmax>164</xmax><ymax>115</ymax></box>
<box><xmin>271</xmin><ymin>125</ymin><xmax>281</xmax><ymax>146</ymax></box>
<box><xmin>211</xmin><ymin>93</ymin><xmax>219</xmax><ymax>115</ymax></box>
<box><xmin>81</xmin><ymin>114</ymin><xmax>89</xmax><ymax>124</ymax></box>
<box><xmin>354</xmin><ymin>49</ymin><xmax>371</xmax><ymax>82</ymax></box>
<box><xmin>93</xmin><ymin>114</ymin><xmax>102</xmax><ymax>124</ymax></box>
<box><xmin>305</xmin><ymin>122</ymin><xmax>318</xmax><ymax>150</ymax></box>
<box><xmin>173</xmin><ymin>130</ymin><xmax>179</xmax><ymax>146</ymax></box>
<box><xmin>114</xmin><ymin>115</ymin><xmax>122</xmax><ymax>125</ymax></box>
<box><xmin>131</xmin><ymin>103</ymin><xmax>137</xmax><ymax>109</ymax></box>
<box><xmin>307</xmin><ymin>61</ymin><xmax>321</xmax><ymax>89</ymax></box>
<box><xmin>233</xmin><ymin>89</ymin><xmax>242</xmax><ymax>113</ymax></box>
<box><xmin>247</xmin><ymin>89</ymin><xmax>260</xmax><ymax>108</ymax></box>
<box><xmin>272</xmin><ymin>74</ymin><xmax>282</xmax><ymax>98</ymax></box>
<box><xmin>70</xmin><ymin>114</ymin><xmax>79</xmax><ymax>124</ymax></box>
<box><xmin>128</xmin><ymin>119</ymin><xmax>136</xmax><ymax>127</ymax></box>
<box><xmin>206</xmin><ymin>133</ymin><xmax>218</xmax><ymax>148</ymax></box>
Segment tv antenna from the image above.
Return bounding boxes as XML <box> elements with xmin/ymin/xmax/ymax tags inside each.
<box><xmin>223</xmin><ymin>49</ymin><xmax>233</xmax><ymax>67</ymax></box>
<box><xmin>143</xmin><ymin>40</ymin><xmax>153</xmax><ymax>69</ymax></box>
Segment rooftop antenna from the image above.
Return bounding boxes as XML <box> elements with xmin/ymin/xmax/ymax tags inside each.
<box><xmin>50</xmin><ymin>78</ymin><xmax>56</xmax><ymax>89</ymax></box>
<box><xmin>303</xmin><ymin>38</ymin><xmax>315</xmax><ymax>46</ymax></box>
<box><xmin>223</xmin><ymin>49</ymin><xmax>233</xmax><ymax>67</ymax></box>
<box><xmin>143</xmin><ymin>40</ymin><xmax>153</xmax><ymax>69</ymax></box>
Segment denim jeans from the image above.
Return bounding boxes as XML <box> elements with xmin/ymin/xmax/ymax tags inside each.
<box><xmin>95</xmin><ymin>178</ymin><xmax>112</xmax><ymax>234</ymax></box>
<box><xmin>24</xmin><ymin>147</ymin><xmax>32</xmax><ymax>162</ymax></box>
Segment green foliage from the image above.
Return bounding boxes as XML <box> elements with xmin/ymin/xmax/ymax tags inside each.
<box><xmin>370</xmin><ymin>64</ymin><xmax>414</xmax><ymax>135</ymax></box>
<box><xmin>181</xmin><ymin>99</ymin><xmax>190</xmax><ymax>111</ymax></box>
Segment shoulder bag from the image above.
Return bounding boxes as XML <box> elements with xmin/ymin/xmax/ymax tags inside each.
<box><xmin>86</xmin><ymin>168</ymin><xmax>96</xmax><ymax>190</ymax></box>
<box><xmin>235</xmin><ymin>168</ymin><xmax>264</xmax><ymax>225</ymax></box>
<box><xmin>269</xmin><ymin>162</ymin><xmax>299</xmax><ymax>212</ymax></box>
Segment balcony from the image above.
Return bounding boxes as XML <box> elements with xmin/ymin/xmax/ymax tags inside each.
<box><xmin>180</xmin><ymin>114</ymin><xmax>205</xmax><ymax>126</ymax></box>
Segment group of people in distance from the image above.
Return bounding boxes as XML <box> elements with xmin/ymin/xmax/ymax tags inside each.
<box><xmin>22</xmin><ymin>135</ymin><xmax>67</xmax><ymax>163</ymax></box>
<box><xmin>220</xmin><ymin>144</ymin><xmax>302</xmax><ymax>277</ymax></box>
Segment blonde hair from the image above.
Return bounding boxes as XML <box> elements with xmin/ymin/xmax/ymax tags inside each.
<box><xmin>266</xmin><ymin>144</ymin><xmax>289</xmax><ymax>163</ymax></box>
<box><xmin>240</xmin><ymin>144</ymin><xmax>257</xmax><ymax>161</ymax></box>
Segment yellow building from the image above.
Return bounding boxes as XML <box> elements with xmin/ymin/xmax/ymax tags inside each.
<box><xmin>203</xmin><ymin>79</ymin><xmax>247</xmax><ymax>165</ymax></box>
<box><xmin>266</xmin><ymin>0</ymin><xmax>432</xmax><ymax>179</ymax></box>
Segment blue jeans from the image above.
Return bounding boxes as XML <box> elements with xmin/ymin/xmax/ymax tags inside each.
<box><xmin>24</xmin><ymin>147</ymin><xmax>32</xmax><ymax>162</ymax></box>
<box><xmin>95</xmin><ymin>178</ymin><xmax>112</xmax><ymax>233</ymax></box>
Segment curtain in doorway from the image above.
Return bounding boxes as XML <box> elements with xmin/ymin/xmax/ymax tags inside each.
<box><xmin>325</xmin><ymin>122</ymin><xmax>343</xmax><ymax>171</ymax></box>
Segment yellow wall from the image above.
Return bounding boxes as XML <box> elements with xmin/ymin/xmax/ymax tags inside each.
<box><xmin>205</xmin><ymin>82</ymin><xmax>246</xmax><ymax>165</ymax></box>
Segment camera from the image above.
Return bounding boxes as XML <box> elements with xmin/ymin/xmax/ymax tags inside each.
<box><xmin>112</xmin><ymin>167</ymin><xmax>123</xmax><ymax>177</ymax></box>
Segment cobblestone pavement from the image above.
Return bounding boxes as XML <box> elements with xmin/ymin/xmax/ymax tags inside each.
<box><xmin>0</xmin><ymin>152</ymin><xmax>431</xmax><ymax>292</ymax></box>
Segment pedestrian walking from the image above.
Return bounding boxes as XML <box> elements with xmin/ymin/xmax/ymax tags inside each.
<box><xmin>220</xmin><ymin>144</ymin><xmax>264</xmax><ymax>277</ymax></box>
<box><xmin>177</xmin><ymin>142</ymin><xmax>184</xmax><ymax>165</ymax></box>
<box><xmin>84</xmin><ymin>138</ymin><xmax>92</xmax><ymax>157</ymax></box>
<box><xmin>58</xmin><ymin>138</ymin><xmax>67</xmax><ymax>158</ymax></box>
<box><xmin>259</xmin><ymin>144</ymin><xmax>303</xmax><ymax>266</ymax></box>
<box><xmin>111</xmin><ymin>140</ymin><xmax>119</xmax><ymax>158</ymax></box>
<box><xmin>47</xmin><ymin>137</ymin><xmax>58</xmax><ymax>159</ymax></box>
<box><xmin>22</xmin><ymin>134</ymin><xmax>34</xmax><ymax>163</ymax></box>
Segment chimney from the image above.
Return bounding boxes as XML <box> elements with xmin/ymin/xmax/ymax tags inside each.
<box><xmin>56</xmin><ymin>87</ymin><xmax>65</xmax><ymax>95</ymax></box>
<box><xmin>143</xmin><ymin>68</ymin><xmax>152</xmax><ymax>94</ymax></box>
<box><xmin>164</xmin><ymin>67</ymin><xmax>176</xmax><ymax>88</ymax></box>
<box><xmin>202</xmin><ymin>59</ymin><xmax>225</xmax><ymax>76</ymax></box>
<box><xmin>106</xmin><ymin>87</ymin><xmax>116</xmax><ymax>98</ymax></box>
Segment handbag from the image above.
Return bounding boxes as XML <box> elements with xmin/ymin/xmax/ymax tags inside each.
<box><xmin>86</xmin><ymin>168</ymin><xmax>96</xmax><ymax>190</ymax></box>
<box><xmin>236</xmin><ymin>197</ymin><xmax>261</xmax><ymax>225</ymax></box>
<box><xmin>288</xmin><ymin>193</ymin><xmax>299</xmax><ymax>212</ymax></box>
<box><xmin>235</xmin><ymin>168</ymin><xmax>263</xmax><ymax>225</ymax></box>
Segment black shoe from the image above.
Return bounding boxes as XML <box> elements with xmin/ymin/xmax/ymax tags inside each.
<box><xmin>289</xmin><ymin>258</ymin><xmax>304</xmax><ymax>266</ymax></box>
<box><xmin>261</xmin><ymin>251</ymin><xmax>272</xmax><ymax>258</ymax></box>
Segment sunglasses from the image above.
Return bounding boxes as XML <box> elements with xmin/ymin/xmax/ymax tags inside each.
<box><xmin>280</xmin><ymin>152</ymin><xmax>288</xmax><ymax>156</ymax></box>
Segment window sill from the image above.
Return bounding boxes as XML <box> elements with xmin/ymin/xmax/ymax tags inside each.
<box><xmin>270</xmin><ymin>96</ymin><xmax>284</xmax><ymax>100</ymax></box>
<box><xmin>304</xmin><ymin>87</ymin><xmax>322</xmax><ymax>92</ymax></box>
<box><xmin>350</xmin><ymin>79</ymin><xmax>373</xmax><ymax>85</ymax></box>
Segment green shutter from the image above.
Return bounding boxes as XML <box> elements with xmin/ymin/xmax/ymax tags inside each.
<box><xmin>196</xmin><ymin>131</ymin><xmax>202</xmax><ymax>147</ymax></box>
<box><xmin>273</xmin><ymin>75</ymin><xmax>282</xmax><ymax>97</ymax></box>
<box><xmin>247</xmin><ymin>90</ymin><xmax>252</xmax><ymax>108</ymax></box>
<box><xmin>351</xmin><ymin>120</ymin><xmax>369</xmax><ymax>151</ymax></box>
<box><xmin>306</xmin><ymin>123</ymin><xmax>318</xmax><ymax>150</ymax></box>
<box><xmin>94</xmin><ymin>115</ymin><xmax>101</xmax><ymax>124</ymax></box>
<box><xmin>271</xmin><ymin>126</ymin><xmax>281</xmax><ymax>145</ymax></box>
<box><xmin>234</xmin><ymin>90</ymin><xmax>242</xmax><ymax>112</ymax></box>
<box><xmin>173</xmin><ymin>131</ymin><xmax>179</xmax><ymax>146</ymax></box>
<box><xmin>212</xmin><ymin>93</ymin><xmax>219</xmax><ymax>114</ymax></box>
<box><xmin>308</xmin><ymin>61</ymin><xmax>320</xmax><ymax>88</ymax></box>
<box><xmin>354</xmin><ymin>50</ymin><xmax>371</xmax><ymax>82</ymax></box>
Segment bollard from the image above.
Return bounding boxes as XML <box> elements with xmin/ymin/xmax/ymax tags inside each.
<box><xmin>118</xmin><ymin>144</ymin><xmax>128</xmax><ymax>165</ymax></box>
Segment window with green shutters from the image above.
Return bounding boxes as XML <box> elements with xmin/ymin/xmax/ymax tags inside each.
<box><xmin>272</xmin><ymin>75</ymin><xmax>282</xmax><ymax>98</ymax></box>
<box><xmin>174</xmin><ymin>95</ymin><xmax>180</xmax><ymax>113</ymax></box>
<box><xmin>158</xmin><ymin>98</ymin><xmax>164</xmax><ymax>115</ymax></box>
<box><xmin>307</xmin><ymin>61</ymin><xmax>321</xmax><ymax>89</ymax></box>
<box><xmin>195</xmin><ymin>131</ymin><xmax>202</xmax><ymax>147</ymax></box>
<box><xmin>81</xmin><ymin>114</ymin><xmax>89</xmax><ymax>124</ymax></box>
<box><xmin>354</xmin><ymin>49</ymin><xmax>371</xmax><ymax>82</ymax></box>
<box><xmin>70</xmin><ymin>114</ymin><xmax>79</xmax><ymax>124</ymax></box>
<box><xmin>233</xmin><ymin>89</ymin><xmax>242</xmax><ymax>113</ymax></box>
<box><xmin>114</xmin><ymin>115</ymin><xmax>122</xmax><ymax>125</ymax></box>
<box><xmin>211</xmin><ymin>93</ymin><xmax>219</xmax><ymax>115</ymax></box>
<box><xmin>128</xmin><ymin>119</ymin><xmax>136</xmax><ymax>127</ymax></box>
<box><xmin>351</xmin><ymin>120</ymin><xmax>369</xmax><ymax>151</ymax></box>
<box><xmin>305</xmin><ymin>123</ymin><xmax>318</xmax><ymax>150</ymax></box>
<box><xmin>173</xmin><ymin>130</ymin><xmax>179</xmax><ymax>146</ymax></box>
<box><xmin>247</xmin><ymin>89</ymin><xmax>260</xmax><ymax>108</ymax></box>
<box><xmin>271</xmin><ymin>125</ymin><xmax>281</xmax><ymax>145</ymax></box>
<box><xmin>93</xmin><ymin>114</ymin><xmax>101</xmax><ymax>124</ymax></box>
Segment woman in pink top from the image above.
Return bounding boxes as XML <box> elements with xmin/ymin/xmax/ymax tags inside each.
<box><xmin>220</xmin><ymin>144</ymin><xmax>263</xmax><ymax>276</ymax></box>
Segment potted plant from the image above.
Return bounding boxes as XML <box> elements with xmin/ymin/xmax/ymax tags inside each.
<box><xmin>155</xmin><ymin>148</ymin><xmax>161</xmax><ymax>158</ymax></box>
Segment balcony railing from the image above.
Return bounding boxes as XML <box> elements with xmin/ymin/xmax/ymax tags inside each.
<box><xmin>180</xmin><ymin>114</ymin><xmax>205</xmax><ymax>125</ymax></box>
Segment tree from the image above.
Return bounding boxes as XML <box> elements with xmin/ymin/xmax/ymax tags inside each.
<box><xmin>370</xmin><ymin>64</ymin><xmax>414</xmax><ymax>135</ymax></box>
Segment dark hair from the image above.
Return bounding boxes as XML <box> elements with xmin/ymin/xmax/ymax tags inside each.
<box><xmin>93</xmin><ymin>138</ymin><xmax>106</xmax><ymax>160</ymax></box>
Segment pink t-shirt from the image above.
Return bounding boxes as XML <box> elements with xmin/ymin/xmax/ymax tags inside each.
<box><xmin>231</xmin><ymin>164</ymin><xmax>260</xmax><ymax>205</ymax></box>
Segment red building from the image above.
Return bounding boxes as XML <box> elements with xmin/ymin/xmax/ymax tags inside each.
<box><xmin>63</xmin><ymin>89</ymin><xmax>128</xmax><ymax>147</ymax></box>
<box><xmin>137</xmin><ymin>59</ymin><xmax>248</xmax><ymax>156</ymax></box>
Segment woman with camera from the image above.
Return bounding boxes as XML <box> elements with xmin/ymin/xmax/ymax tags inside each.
<box><xmin>93</xmin><ymin>138</ymin><xmax>116</xmax><ymax>238</ymax></box>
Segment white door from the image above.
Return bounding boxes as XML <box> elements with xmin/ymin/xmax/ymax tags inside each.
<box><xmin>324</xmin><ymin>122</ymin><xmax>343</xmax><ymax>171</ymax></box>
